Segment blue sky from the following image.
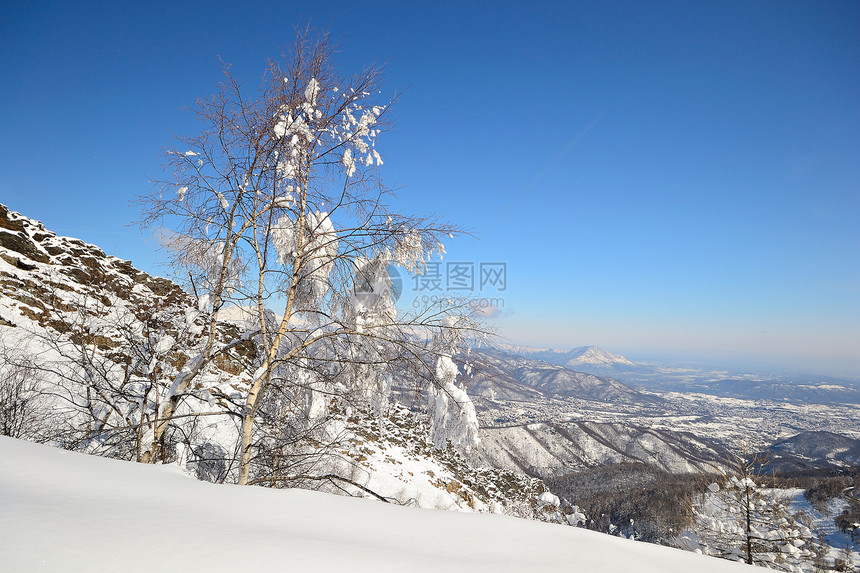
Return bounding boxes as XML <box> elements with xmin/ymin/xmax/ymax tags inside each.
<box><xmin>2</xmin><ymin>1</ymin><xmax>858</xmax><ymax>375</ymax></box>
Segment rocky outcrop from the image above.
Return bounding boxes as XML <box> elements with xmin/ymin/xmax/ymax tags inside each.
<box><xmin>0</xmin><ymin>204</ymin><xmax>194</xmax><ymax>336</ymax></box>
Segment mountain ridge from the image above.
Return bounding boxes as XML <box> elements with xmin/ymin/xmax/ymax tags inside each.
<box><xmin>459</xmin><ymin>348</ymin><xmax>660</xmax><ymax>405</ymax></box>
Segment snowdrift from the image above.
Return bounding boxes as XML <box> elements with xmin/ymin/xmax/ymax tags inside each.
<box><xmin>0</xmin><ymin>437</ymin><xmax>753</xmax><ymax>572</ymax></box>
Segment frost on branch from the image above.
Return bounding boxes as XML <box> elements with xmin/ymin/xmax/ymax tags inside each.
<box><xmin>330</xmin><ymin>257</ymin><xmax>398</xmax><ymax>415</ymax></box>
<box><xmin>427</xmin><ymin>354</ymin><xmax>479</xmax><ymax>452</ymax></box>
<box><xmin>342</xmin><ymin>148</ymin><xmax>356</xmax><ymax>178</ymax></box>
<box><xmin>683</xmin><ymin>455</ymin><xmax>824</xmax><ymax>572</ymax></box>
<box><xmin>295</xmin><ymin>360</ymin><xmax>326</xmax><ymax>424</ymax></box>
<box><xmin>272</xmin><ymin>210</ymin><xmax>338</xmax><ymax>306</ymax></box>
<box><xmin>388</xmin><ymin>231</ymin><xmax>425</xmax><ymax>274</ymax></box>
<box><xmin>161</xmin><ymin>235</ymin><xmax>241</xmax><ymax>313</ymax></box>
<box><xmin>347</xmin><ymin>257</ymin><xmax>397</xmax><ymax>328</ymax></box>
<box><xmin>270</xmin><ymin>76</ymin><xmax>384</xmax><ymax>181</ymax></box>
<box><xmin>304</xmin><ymin>78</ymin><xmax>320</xmax><ymax>108</ymax></box>
<box><xmin>378</xmin><ymin>230</ymin><xmax>446</xmax><ymax>275</ymax></box>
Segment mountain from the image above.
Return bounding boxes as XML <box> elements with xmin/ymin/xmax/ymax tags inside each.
<box><xmin>453</xmin><ymin>351</ymin><xmax>545</xmax><ymax>402</ymax></box>
<box><xmin>471</xmin><ymin>421</ymin><xmax>726</xmax><ymax>479</ymax></box>
<box><xmin>459</xmin><ymin>349</ymin><xmax>660</xmax><ymax>405</ymax></box>
<box><xmin>687</xmin><ymin>378</ymin><xmax>860</xmax><ymax>405</ymax></box>
<box><xmin>759</xmin><ymin>430</ymin><xmax>860</xmax><ymax>473</ymax></box>
<box><xmin>495</xmin><ymin>341</ymin><xmax>860</xmax><ymax>405</ymax></box>
<box><xmin>0</xmin><ymin>203</ymin><xmax>204</xmax><ymax>359</ymax></box>
<box><xmin>0</xmin><ymin>203</ymin><xmax>194</xmax><ymax>315</ymax></box>
<box><xmin>564</xmin><ymin>345</ymin><xmax>637</xmax><ymax>368</ymax></box>
<box><xmin>491</xmin><ymin>342</ymin><xmax>651</xmax><ymax>376</ymax></box>
<box><xmin>454</xmin><ymin>350</ymin><xmax>733</xmax><ymax>480</ymax></box>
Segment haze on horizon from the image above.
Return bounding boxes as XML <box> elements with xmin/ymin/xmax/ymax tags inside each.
<box><xmin>500</xmin><ymin>320</ymin><xmax>860</xmax><ymax>379</ymax></box>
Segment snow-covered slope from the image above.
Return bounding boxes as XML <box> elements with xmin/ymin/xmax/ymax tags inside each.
<box><xmin>761</xmin><ymin>430</ymin><xmax>860</xmax><ymax>472</ymax></box>
<box><xmin>0</xmin><ymin>203</ymin><xmax>568</xmax><ymax>519</ymax></box>
<box><xmin>0</xmin><ymin>203</ymin><xmax>249</xmax><ymax>456</ymax></box>
<box><xmin>288</xmin><ymin>405</ymin><xmax>575</xmax><ymax>521</ymax></box>
<box><xmin>472</xmin><ymin>421</ymin><xmax>725</xmax><ymax>478</ymax></box>
<box><xmin>0</xmin><ymin>437</ymin><xmax>752</xmax><ymax>573</ymax></box>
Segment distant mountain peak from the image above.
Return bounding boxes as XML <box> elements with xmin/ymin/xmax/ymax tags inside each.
<box><xmin>565</xmin><ymin>346</ymin><xmax>636</xmax><ymax>367</ymax></box>
<box><xmin>483</xmin><ymin>342</ymin><xmax>641</xmax><ymax>374</ymax></box>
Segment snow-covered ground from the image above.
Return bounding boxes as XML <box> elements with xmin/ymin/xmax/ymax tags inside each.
<box><xmin>0</xmin><ymin>437</ymin><xmax>755</xmax><ymax>572</ymax></box>
<box><xmin>789</xmin><ymin>489</ymin><xmax>857</xmax><ymax>555</ymax></box>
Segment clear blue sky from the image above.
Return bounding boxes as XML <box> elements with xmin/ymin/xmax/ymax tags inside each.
<box><xmin>2</xmin><ymin>1</ymin><xmax>858</xmax><ymax>376</ymax></box>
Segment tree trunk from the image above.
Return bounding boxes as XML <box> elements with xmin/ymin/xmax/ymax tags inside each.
<box><xmin>236</xmin><ymin>377</ymin><xmax>265</xmax><ymax>485</ymax></box>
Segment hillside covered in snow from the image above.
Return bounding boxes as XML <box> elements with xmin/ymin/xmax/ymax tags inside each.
<box><xmin>0</xmin><ymin>203</ymin><xmax>581</xmax><ymax>521</ymax></box>
<box><xmin>0</xmin><ymin>436</ymin><xmax>754</xmax><ymax>573</ymax></box>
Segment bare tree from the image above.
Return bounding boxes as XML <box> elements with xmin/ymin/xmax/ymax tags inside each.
<box><xmin>0</xmin><ymin>204</ymin><xmax>264</xmax><ymax>464</ymax></box>
<box><xmin>139</xmin><ymin>27</ymin><xmax>482</xmax><ymax>485</ymax></box>
<box><xmin>4</xmin><ymin>281</ymin><xmax>236</xmax><ymax>463</ymax></box>
<box><xmin>0</xmin><ymin>338</ymin><xmax>54</xmax><ymax>442</ymax></box>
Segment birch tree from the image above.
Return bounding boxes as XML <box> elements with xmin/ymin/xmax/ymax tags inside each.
<box><xmin>139</xmin><ymin>28</ymin><xmax>481</xmax><ymax>485</ymax></box>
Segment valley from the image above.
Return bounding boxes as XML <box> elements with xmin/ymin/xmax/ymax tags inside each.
<box><xmin>475</xmin><ymin>391</ymin><xmax>858</xmax><ymax>452</ymax></box>
<box><xmin>459</xmin><ymin>348</ymin><xmax>860</xmax><ymax>478</ymax></box>
<box><xmin>459</xmin><ymin>346</ymin><xmax>860</xmax><ymax>558</ymax></box>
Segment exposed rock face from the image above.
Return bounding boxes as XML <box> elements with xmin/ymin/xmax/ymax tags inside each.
<box><xmin>0</xmin><ymin>204</ymin><xmax>247</xmax><ymax>456</ymax></box>
<box><xmin>0</xmin><ymin>204</ymin><xmax>193</xmax><ymax>332</ymax></box>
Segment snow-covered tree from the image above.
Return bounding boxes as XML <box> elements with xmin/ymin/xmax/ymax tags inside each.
<box><xmin>139</xmin><ymin>27</ymin><xmax>482</xmax><ymax>484</ymax></box>
<box><xmin>687</xmin><ymin>451</ymin><xmax>828</xmax><ymax>572</ymax></box>
<box><xmin>5</xmin><ymin>278</ymin><xmax>226</xmax><ymax>463</ymax></box>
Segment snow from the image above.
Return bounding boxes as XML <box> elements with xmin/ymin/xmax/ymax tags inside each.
<box><xmin>538</xmin><ymin>491</ymin><xmax>561</xmax><ymax>507</ymax></box>
<box><xmin>389</xmin><ymin>230</ymin><xmax>429</xmax><ymax>274</ymax></box>
<box><xmin>342</xmin><ymin>147</ymin><xmax>356</xmax><ymax>176</ymax></box>
<box><xmin>555</xmin><ymin>345</ymin><xmax>639</xmax><ymax>367</ymax></box>
<box><xmin>428</xmin><ymin>355</ymin><xmax>480</xmax><ymax>451</ymax></box>
<box><xmin>788</xmin><ymin>489</ymin><xmax>858</xmax><ymax>557</ymax></box>
<box><xmin>271</xmin><ymin>210</ymin><xmax>338</xmax><ymax>303</ymax></box>
<box><xmin>304</xmin><ymin>77</ymin><xmax>321</xmax><ymax>106</ymax></box>
<box><xmin>0</xmin><ymin>437</ymin><xmax>753</xmax><ymax>573</ymax></box>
